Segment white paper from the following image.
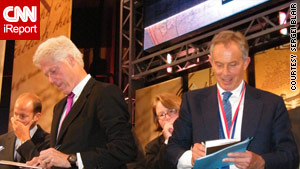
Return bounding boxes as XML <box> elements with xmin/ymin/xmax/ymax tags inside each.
<box><xmin>0</xmin><ymin>160</ymin><xmax>42</xmax><ymax>169</ymax></box>
<box><xmin>205</xmin><ymin>138</ymin><xmax>240</xmax><ymax>155</ymax></box>
<box><xmin>205</xmin><ymin>138</ymin><xmax>240</xmax><ymax>147</ymax></box>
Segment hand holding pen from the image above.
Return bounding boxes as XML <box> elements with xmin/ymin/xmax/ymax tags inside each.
<box><xmin>191</xmin><ymin>142</ymin><xmax>206</xmax><ymax>166</ymax></box>
<box><xmin>26</xmin><ymin>145</ymin><xmax>71</xmax><ymax>169</ymax></box>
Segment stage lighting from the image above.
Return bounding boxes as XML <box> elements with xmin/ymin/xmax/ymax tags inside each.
<box><xmin>167</xmin><ymin>53</ymin><xmax>173</xmax><ymax>73</ymax></box>
<box><xmin>279</xmin><ymin>11</ymin><xmax>287</xmax><ymax>35</ymax></box>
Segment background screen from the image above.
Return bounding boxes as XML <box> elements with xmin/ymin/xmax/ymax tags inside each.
<box><xmin>144</xmin><ymin>0</ymin><xmax>270</xmax><ymax>50</ymax></box>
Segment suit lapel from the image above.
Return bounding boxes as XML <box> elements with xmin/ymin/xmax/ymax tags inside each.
<box><xmin>31</xmin><ymin>125</ymin><xmax>44</xmax><ymax>144</ymax></box>
<box><xmin>201</xmin><ymin>86</ymin><xmax>220</xmax><ymax>140</ymax></box>
<box><xmin>241</xmin><ymin>84</ymin><xmax>263</xmax><ymax>139</ymax></box>
<box><xmin>195</xmin><ymin>84</ymin><xmax>263</xmax><ymax>141</ymax></box>
<box><xmin>51</xmin><ymin>97</ymin><xmax>67</xmax><ymax>147</ymax></box>
<box><xmin>56</xmin><ymin>78</ymin><xmax>95</xmax><ymax>143</ymax></box>
<box><xmin>5</xmin><ymin>132</ymin><xmax>17</xmax><ymax>161</ymax></box>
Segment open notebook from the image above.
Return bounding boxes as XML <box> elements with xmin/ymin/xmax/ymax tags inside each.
<box><xmin>205</xmin><ymin>138</ymin><xmax>240</xmax><ymax>155</ymax></box>
<box><xmin>193</xmin><ymin>137</ymin><xmax>253</xmax><ymax>169</ymax></box>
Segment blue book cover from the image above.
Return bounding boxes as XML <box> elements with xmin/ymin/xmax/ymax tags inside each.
<box><xmin>193</xmin><ymin>137</ymin><xmax>253</xmax><ymax>169</ymax></box>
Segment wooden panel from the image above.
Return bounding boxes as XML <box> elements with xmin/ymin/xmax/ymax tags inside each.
<box><xmin>255</xmin><ymin>44</ymin><xmax>300</xmax><ymax>110</ymax></box>
<box><xmin>0</xmin><ymin>40</ymin><xmax>5</xmax><ymax>103</ymax></box>
<box><xmin>135</xmin><ymin>77</ymin><xmax>182</xmax><ymax>150</ymax></box>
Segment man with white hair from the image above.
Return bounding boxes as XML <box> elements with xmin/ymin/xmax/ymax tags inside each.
<box><xmin>28</xmin><ymin>35</ymin><xmax>136</xmax><ymax>169</ymax></box>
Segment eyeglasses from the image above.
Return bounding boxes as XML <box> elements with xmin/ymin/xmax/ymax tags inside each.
<box><xmin>157</xmin><ymin>108</ymin><xmax>178</xmax><ymax>120</ymax></box>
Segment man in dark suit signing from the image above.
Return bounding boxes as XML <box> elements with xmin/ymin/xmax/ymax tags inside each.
<box><xmin>165</xmin><ymin>30</ymin><xmax>299</xmax><ymax>169</ymax></box>
<box><xmin>0</xmin><ymin>92</ymin><xmax>49</xmax><ymax>169</ymax></box>
<box><xmin>27</xmin><ymin>35</ymin><xmax>136</xmax><ymax>169</ymax></box>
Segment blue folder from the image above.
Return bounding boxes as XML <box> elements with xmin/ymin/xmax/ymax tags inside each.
<box><xmin>193</xmin><ymin>137</ymin><xmax>253</xmax><ymax>169</ymax></box>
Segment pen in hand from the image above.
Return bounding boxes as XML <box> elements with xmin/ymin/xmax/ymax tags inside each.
<box><xmin>54</xmin><ymin>144</ymin><xmax>61</xmax><ymax>150</ymax></box>
<box><xmin>30</xmin><ymin>146</ymin><xmax>61</xmax><ymax>168</ymax></box>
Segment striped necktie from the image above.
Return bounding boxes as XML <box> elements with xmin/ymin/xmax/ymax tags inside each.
<box><xmin>223</xmin><ymin>92</ymin><xmax>232</xmax><ymax>131</ymax></box>
<box><xmin>220</xmin><ymin>91</ymin><xmax>232</xmax><ymax>169</ymax></box>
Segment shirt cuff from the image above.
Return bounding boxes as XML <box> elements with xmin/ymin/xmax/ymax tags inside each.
<box><xmin>164</xmin><ymin>139</ymin><xmax>168</xmax><ymax>144</ymax></box>
<box><xmin>177</xmin><ymin>150</ymin><xmax>193</xmax><ymax>169</ymax></box>
<box><xmin>77</xmin><ymin>152</ymin><xmax>84</xmax><ymax>169</ymax></box>
<box><xmin>20</xmin><ymin>139</ymin><xmax>30</xmax><ymax>146</ymax></box>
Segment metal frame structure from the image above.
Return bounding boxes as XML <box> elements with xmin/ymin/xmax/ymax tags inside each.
<box><xmin>119</xmin><ymin>0</ymin><xmax>144</xmax><ymax>118</ymax></box>
<box><xmin>119</xmin><ymin>0</ymin><xmax>299</xmax><ymax>116</ymax></box>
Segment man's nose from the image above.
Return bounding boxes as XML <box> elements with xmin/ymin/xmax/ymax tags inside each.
<box><xmin>223</xmin><ymin>65</ymin><xmax>230</xmax><ymax>75</ymax></box>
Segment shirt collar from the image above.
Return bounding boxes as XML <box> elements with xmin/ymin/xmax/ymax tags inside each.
<box><xmin>217</xmin><ymin>80</ymin><xmax>245</xmax><ymax>99</ymax></box>
<box><xmin>30</xmin><ymin>125</ymin><xmax>38</xmax><ymax>138</ymax></box>
<box><xmin>71</xmin><ymin>74</ymin><xmax>91</xmax><ymax>97</ymax></box>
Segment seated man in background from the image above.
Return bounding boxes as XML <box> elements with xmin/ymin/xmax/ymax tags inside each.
<box><xmin>145</xmin><ymin>93</ymin><xmax>181</xmax><ymax>169</ymax></box>
<box><xmin>165</xmin><ymin>30</ymin><xmax>299</xmax><ymax>169</ymax></box>
<box><xmin>0</xmin><ymin>92</ymin><xmax>50</xmax><ymax>169</ymax></box>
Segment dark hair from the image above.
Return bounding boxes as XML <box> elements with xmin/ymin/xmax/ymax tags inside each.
<box><xmin>210</xmin><ymin>30</ymin><xmax>249</xmax><ymax>60</ymax></box>
<box><xmin>16</xmin><ymin>93</ymin><xmax>42</xmax><ymax>114</ymax></box>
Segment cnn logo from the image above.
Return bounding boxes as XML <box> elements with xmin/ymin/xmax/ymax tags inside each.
<box><xmin>3</xmin><ymin>6</ymin><xmax>37</xmax><ymax>22</ymax></box>
<box><xmin>0</xmin><ymin>0</ymin><xmax>40</xmax><ymax>40</ymax></box>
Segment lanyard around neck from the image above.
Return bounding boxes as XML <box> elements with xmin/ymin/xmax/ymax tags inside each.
<box><xmin>217</xmin><ymin>83</ymin><xmax>245</xmax><ymax>139</ymax></box>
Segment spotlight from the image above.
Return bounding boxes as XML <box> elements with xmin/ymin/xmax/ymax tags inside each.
<box><xmin>279</xmin><ymin>11</ymin><xmax>287</xmax><ymax>35</ymax></box>
<box><xmin>166</xmin><ymin>53</ymin><xmax>173</xmax><ymax>73</ymax></box>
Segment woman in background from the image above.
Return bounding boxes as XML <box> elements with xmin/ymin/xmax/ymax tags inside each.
<box><xmin>145</xmin><ymin>93</ymin><xmax>181</xmax><ymax>169</ymax></box>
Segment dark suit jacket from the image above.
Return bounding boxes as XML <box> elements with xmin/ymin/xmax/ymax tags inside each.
<box><xmin>50</xmin><ymin>77</ymin><xmax>136</xmax><ymax>169</ymax></box>
<box><xmin>126</xmin><ymin>130</ymin><xmax>146</xmax><ymax>169</ymax></box>
<box><xmin>166</xmin><ymin>84</ymin><xmax>299</xmax><ymax>169</ymax></box>
<box><xmin>0</xmin><ymin>125</ymin><xmax>50</xmax><ymax>169</ymax></box>
<box><xmin>145</xmin><ymin>134</ymin><xmax>175</xmax><ymax>169</ymax></box>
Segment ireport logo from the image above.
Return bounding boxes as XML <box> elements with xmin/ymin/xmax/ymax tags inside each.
<box><xmin>0</xmin><ymin>0</ymin><xmax>40</xmax><ymax>40</ymax></box>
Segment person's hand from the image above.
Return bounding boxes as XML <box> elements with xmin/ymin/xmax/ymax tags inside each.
<box><xmin>11</xmin><ymin>117</ymin><xmax>32</xmax><ymax>142</ymax></box>
<box><xmin>162</xmin><ymin>122</ymin><xmax>174</xmax><ymax>141</ymax></box>
<box><xmin>26</xmin><ymin>148</ymin><xmax>71</xmax><ymax>169</ymax></box>
<box><xmin>26</xmin><ymin>157</ymin><xmax>42</xmax><ymax>168</ymax></box>
<box><xmin>222</xmin><ymin>150</ymin><xmax>265</xmax><ymax>169</ymax></box>
<box><xmin>191</xmin><ymin>143</ymin><xmax>206</xmax><ymax>166</ymax></box>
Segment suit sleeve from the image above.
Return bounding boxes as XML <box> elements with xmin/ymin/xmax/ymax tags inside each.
<box><xmin>165</xmin><ymin>92</ymin><xmax>193</xmax><ymax>167</ymax></box>
<box><xmin>80</xmin><ymin>84</ymin><xmax>137</xmax><ymax>169</ymax></box>
<box><xmin>126</xmin><ymin>131</ymin><xmax>146</xmax><ymax>169</ymax></box>
<box><xmin>144</xmin><ymin>136</ymin><xmax>166</xmax><ymax>169</ymax></box>
<box><xmin>17</xmin><ymin>133</ymin><xmax>50</xmax><ymax>161</ymax></box>
<box><xmin>260</xmin><ymin>97</ymin><xmax>299</xmax><ymax>169</ymax></box>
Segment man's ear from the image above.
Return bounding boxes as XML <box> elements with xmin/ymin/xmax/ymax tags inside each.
<box><xmin>66</xmin><ymin>54</ymin><xmax>76</xmax><ymax>66</ymax></box>
<box><xmin>33</xmin><ymin>112</ymin><xmax>41</xmax><ymax>122</ymax></box>
<box><xmin>243</xmin><ymin>56</ymin><xmax>251</xmax><ymax>70</ymax></box>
